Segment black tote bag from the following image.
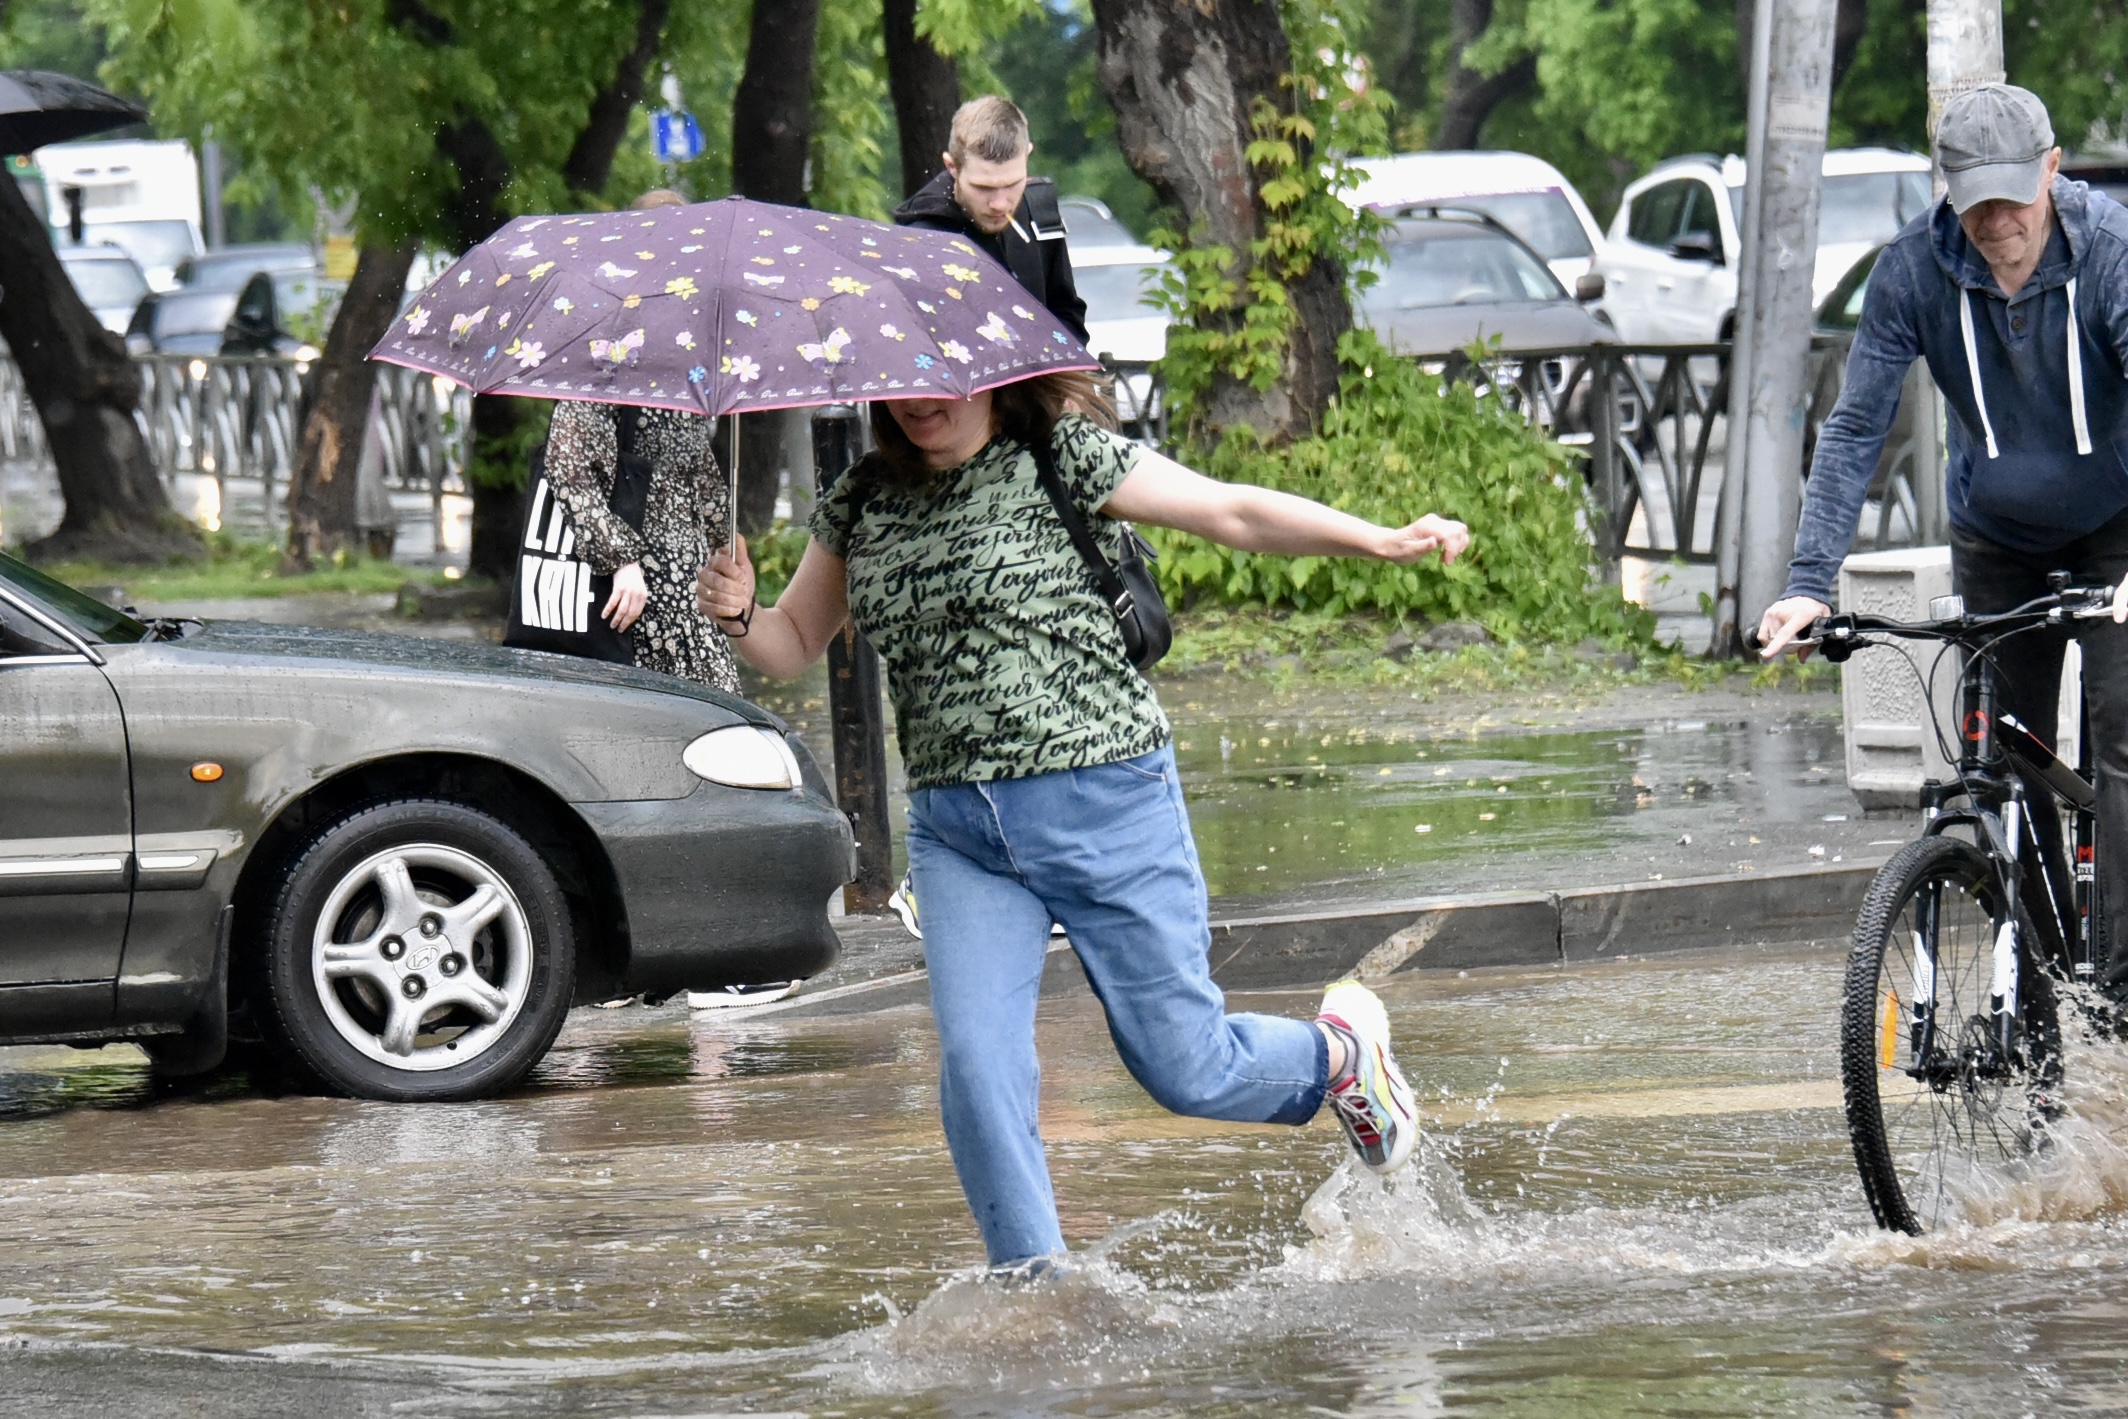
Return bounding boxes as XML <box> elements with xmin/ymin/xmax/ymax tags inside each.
<box><xmin>504</xmin><ymin>408</ymin><xmax>654</xmax><ymax>663</ymax></box>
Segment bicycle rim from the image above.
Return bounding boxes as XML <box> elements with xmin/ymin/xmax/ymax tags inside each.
<box><xmin>1840</xmin><ymin>836</ymin><xmax>2062</xmax><ymax>1234</ymax></box>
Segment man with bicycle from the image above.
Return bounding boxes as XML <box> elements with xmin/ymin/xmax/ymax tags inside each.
<box><xmin>1759</xmin><ymin>84</ymin><xmax>2128</xmax><ymax>1006</ymax></box>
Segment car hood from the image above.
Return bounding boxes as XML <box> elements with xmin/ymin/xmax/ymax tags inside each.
<box><xmin>174</xmin><ymin>620</ymin><xmax>784</xmax><ymax>728</ymax></box>
<box><xmin>1360</xmin><ymin>300</ymin><xmax>1614</xmax><ymax>355</ymax></box>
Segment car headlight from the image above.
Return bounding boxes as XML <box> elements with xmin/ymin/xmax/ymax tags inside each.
<box><xmin>682</xmin><ymin>725</ymin><xmax>803</xmax><ymax>790</ymax></box>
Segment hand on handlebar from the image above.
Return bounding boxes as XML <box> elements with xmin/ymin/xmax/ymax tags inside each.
<box><xmin>1755</xmin><ymin>596</ymin><xmax>1832</xmax><ymax>660</ymax></box>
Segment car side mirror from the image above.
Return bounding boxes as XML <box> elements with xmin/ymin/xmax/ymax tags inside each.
<box><xmin>1574</xmin><ymin>272</ymin><xmax>1606</xmax><ymax>302</ymax></box>
<box><xmin>1668</xmin><ymin>231</ymin><xmax>1721</xmax><ymax>264</ymax></box>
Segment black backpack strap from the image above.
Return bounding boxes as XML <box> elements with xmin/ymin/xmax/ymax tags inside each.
<box><xmin>1023</xmin><ymin>177</ymin><xmax>1067</xmax><ymax>241</ymax></box>
<box><xmin>1028</xmin><ymin>437</ymin><xmax>1136</xmax><ymax>620</ymax></box>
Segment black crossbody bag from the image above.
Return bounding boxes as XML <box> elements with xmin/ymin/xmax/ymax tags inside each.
<box><xmin>504</xmin><ymin>408</ymin><xmax>654</xmax><ymax>663</ymax></box>
<box><xmin>1029</xmin><ymin>436</ymin><xmax>1172</xmax><ymax>671</ymax></box>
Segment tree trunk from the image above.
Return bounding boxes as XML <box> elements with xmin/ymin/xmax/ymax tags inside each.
<box><xmin>428</xmin><ymin>0</ymin><xmax>671</xmax><ymax>581</ymax></box>
<box><xmin>732</xmin><ymin>0</ymin><xmax>826</xmax><ymax>208</ymax></box>
<box><xmin>466</xmin><ymin>394</ymin><xmax>530</xmax><ymax>585</ymax></box>
<box><xmin>564</xmin><ymin>0</ymin><xmax>674</xmax><ymax>200</ymax></box>
<box><xmin>726</xmin><ymin>0</ymin><xmax>826</xmax><ymax>526</ymax></box>
<box><xmin>883</xmin><ymin>0</ymin><xmax>960</xmax><ymax>197</ymax></box>
<box><xmin>286</xmin><ymin>239</ymin><xmax>418</xmax><ymax>570</ymax></box>
<box><xmin>0</xmin><ymin>172</ymin><xmax>195</xmax><ymax>563</ymax></box>
<box><xmin>1436</xmin><ymin>0</ymin><xmax>1535</xmax><ymax>150</ymax></box>
<box><xmin>1090</xmin><ymin>0</ymin><xmax>1346</xmax><ymax>443</ymax></box>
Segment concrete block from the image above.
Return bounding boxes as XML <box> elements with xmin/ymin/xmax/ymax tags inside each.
<box><xmin>1839</xmin><ymin>546</ymin><xmax>1955</xmax><ymax>810</ymax></box>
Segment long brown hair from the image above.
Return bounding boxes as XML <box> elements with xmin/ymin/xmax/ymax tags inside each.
<box><xmin>865</xmin><ymin>369</ymin><xmax>1117</xmax><ymax>488</ymax></box>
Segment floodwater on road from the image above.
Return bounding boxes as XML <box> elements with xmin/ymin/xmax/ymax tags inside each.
<box><xmin>3</xmin><ymin>942</ymin><xmax>2126</xmax><ymax>1415</ymax></box>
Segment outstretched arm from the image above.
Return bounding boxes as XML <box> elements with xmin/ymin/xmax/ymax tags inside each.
<box><xmin>695</xmin><ymin>536</ymin><xmax>852</xmax><ymax>679</ymax></box>
<box><xmin>1100</xmin><ymin>447</ymin><xmax>1469</xmax><ymax>565</ymax></box>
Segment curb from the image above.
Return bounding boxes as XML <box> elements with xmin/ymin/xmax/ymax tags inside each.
<box><xmin>761</xmin><ymin>860</ymin><xmax>1886</xmax><ymax>1019</ymax></box>
<box><xmin>1203</xmin><ymin>860</ymin><xmax>1883</xmax><ymax>989</ymax></box>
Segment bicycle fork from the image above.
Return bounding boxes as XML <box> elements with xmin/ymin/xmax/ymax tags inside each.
<box><xmin>1991</xmin><ymin>787</ymin><xmax>2027</xmax><ymax>1056</ymax></box>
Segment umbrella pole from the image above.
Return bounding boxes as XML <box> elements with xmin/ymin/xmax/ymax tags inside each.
<box><xmin>728</xmin><ymin>412</ymin><xmax>740</xmax><ymax>553</ymax></box>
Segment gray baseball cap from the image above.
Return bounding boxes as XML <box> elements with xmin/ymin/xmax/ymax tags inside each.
<box><xmin>1937</xmin><ymin>83</ymin><xmax>2056</xmax><ymax>213</ymax></box>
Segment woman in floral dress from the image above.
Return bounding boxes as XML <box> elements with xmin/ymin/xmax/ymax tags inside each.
<box><xmin>539</xmin><ymin>400</ymin><xmax>740</xmax><ymax>694</ymax></box>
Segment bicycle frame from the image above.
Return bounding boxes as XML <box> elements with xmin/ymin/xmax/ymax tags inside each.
<box><xmin>1806</xmin><ymin>583</ymin><xmax>2109</xmax><ymax>1079</ymax></box>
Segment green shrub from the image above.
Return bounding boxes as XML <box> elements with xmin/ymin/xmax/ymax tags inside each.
<box><xmin>748</xmin><ymin>519</ymin><xmax>810</xmax><ymax>601</ymax></box>
<box><xmin>1142</xmin><ymin>331</ymin><xmax>1654</xmax><ymax>646</ymax></box>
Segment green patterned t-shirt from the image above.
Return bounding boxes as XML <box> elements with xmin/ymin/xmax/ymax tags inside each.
<box><xmin>808</xmin><ymin>415</ymin><xmax>1170</xmax><ymax>789</ymax></box>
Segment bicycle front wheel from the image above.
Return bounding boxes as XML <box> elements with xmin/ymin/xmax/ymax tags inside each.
<box><xmin>1840</xmin><ymin>835</ymin><xmax>2061</xmax><ymax>1234</ymax></box>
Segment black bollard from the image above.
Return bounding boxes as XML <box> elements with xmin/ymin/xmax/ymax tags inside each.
<box><xmin>809</xmin><ymin>405</ymin><xmax>894</xmax><ymax>913</ymax></box>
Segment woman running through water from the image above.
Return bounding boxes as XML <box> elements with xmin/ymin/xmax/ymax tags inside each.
<box><xmin>697</xmin><ymin>371</ymin><xmax>1468</xmax><ymax>1269</ymax></box>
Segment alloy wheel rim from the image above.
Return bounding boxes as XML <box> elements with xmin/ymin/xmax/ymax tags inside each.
<box><xmin>310</xmin><ymin>843</ymin><xmax>533</xmax><ymax>1072</ymax></box>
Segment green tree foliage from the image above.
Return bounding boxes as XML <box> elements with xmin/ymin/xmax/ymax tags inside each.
<box><xmin>1147</xmin><ymin>328</ymin><xmax>1651</xmax><ymax>643</ymax></box>
<box><xmin>2006</xmin><ymin>0</ymin><xmax>2128</xmax><ymax>146</ymax></box>
<box><xmin>88</xmin><ymin>0</ymin><xmax>670</xmax><ymax>248</ymax></box>
<box><xmin>986</xmin><ymin>1</ymin><xmax>1159</xmax><ymax>238</ymax></box>
<box><xmin>1149</xmin><ymin>0</ymin><xmax>1391</xmax><ymax>428</ymax></box>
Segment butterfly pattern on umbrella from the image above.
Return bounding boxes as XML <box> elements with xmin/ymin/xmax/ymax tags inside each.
<box><xmin>370</xmin><ymin>198</ymin><xmax>1098</xmax><ymax>418</ymax></box>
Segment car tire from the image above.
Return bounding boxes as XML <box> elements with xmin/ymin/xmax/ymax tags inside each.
<box><xmin>253</xmin><ymin>799</ymin><xmax>575</xmax><ymax>1102</ymax></box>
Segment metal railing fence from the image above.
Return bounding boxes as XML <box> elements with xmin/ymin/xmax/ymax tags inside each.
<box><xmin>1106</xmin><ymin>334</ymin><xmax>1945</xmax><ymax>567</ymax></box>
<box><xmin>1</xmin><ymin>353</ymin><xmax>471</xmax><ymax>542</ymax></box>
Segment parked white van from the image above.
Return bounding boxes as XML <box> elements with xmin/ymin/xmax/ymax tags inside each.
<box><xmin>1596</xmin><ymin>147</ymin><xmax>1932</xmax><ymax>346</ymax></box>
<box><xmin>1343</xmin><ymin>150</ymin><xmax>1608</xmax><ymax>290</ymax></box>
<box><xmin>37</xmin><ymin>139</ymin><xmax>205</xmax><ymax>292</ymax></box>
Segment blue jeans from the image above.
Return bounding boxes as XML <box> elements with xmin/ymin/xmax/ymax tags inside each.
<box><xmin>906</xmin><ymin>743</ymin><xmax>1329</xmax><ymax>1266</ymax></box>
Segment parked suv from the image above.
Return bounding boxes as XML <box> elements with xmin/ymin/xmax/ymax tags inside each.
<box><xmin>1597</xmin><ymin>148</ymin><xmax>1931</xmax><ymax>345</ymax></box>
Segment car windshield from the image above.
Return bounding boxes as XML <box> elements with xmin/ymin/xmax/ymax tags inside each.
<box><xmin>63</xmin><ymin>255</ymin><xmax>149</xmax><ymax>310</ymax></box>
<box><xmin>1077</xmin><ymin>262</ymin><xmax>1165</xmax><ymax>322</ymax></box>
<box><xmin>1364</xmin><ymin>227</ymin><xmax>1567</xmax><ymax>311</ymax></box>
<box><xmin>1412</xmin><ymin>191</ymin><xmax>1593</xmax><ymax>261</ymax></box>
<box><xmin>76</xmin><ymin>219</ymin><xmax>198</xmax><ymax>271</ymax></box>
<box><xmin>0</xmin><ymin>550</ymin><xmax>148</xmax><ymax>644</ymax></box>
<box><xmin>1725</xmin><ymin>170</ymin><xmax>1933</xmax><ymax>245</ymax></box>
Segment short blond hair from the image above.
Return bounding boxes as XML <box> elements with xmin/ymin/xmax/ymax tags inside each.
<box><xmin>630</xmin><ymin>188</ymin><xmax>686</xmax><ymax>210</ymax></box>
<box><xmin>947</xmin><ymin>96</ymin><xmax>1030</xmax><ymax>167</ymax></box>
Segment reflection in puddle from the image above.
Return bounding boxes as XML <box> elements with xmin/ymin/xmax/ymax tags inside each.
<box><xmin>747</xmin><ymin>664</ymin><xmax>1856</xmax><ymax>905</ymax></box>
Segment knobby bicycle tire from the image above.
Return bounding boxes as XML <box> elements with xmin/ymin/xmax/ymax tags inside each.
<box><xmin>1840</xmin><ymin>835</ymin><xmax>2062</xmax><ymax>1234</ymax></box>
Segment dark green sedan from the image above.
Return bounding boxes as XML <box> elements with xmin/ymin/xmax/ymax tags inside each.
<box><xmin>0</xmin><ymin>551</ymin><xmax>851</xmax><ymax>1101</ymax></box>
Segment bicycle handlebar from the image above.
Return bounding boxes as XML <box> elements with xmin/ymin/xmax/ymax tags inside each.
<box><xmin>1752</xmin><ymin>581</ymin><xmax>2119</xmax><ymax>663</ymax></box>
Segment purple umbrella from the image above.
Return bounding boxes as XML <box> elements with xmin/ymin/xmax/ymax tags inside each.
<box><xmin>368</xmin><ymin>196</ymin><xmax>1100</xmax><ymax>415</ymax></box>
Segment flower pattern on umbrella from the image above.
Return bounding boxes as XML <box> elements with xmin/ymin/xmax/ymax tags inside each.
<box><xmin>369</xmin><ymin>197</ymin><xmax>1098</xmax><ymax>416</ymax></box>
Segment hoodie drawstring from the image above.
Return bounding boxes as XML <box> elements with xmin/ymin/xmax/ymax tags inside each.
<box><xmin>1961</xmin><ymin>282</ymin><xmax>2095</xmax><ymax>460</ymax></box>
<box><xmin>1960</xmin><ymin>289</ymin><xmax>2001</xmax><ymax>460</ymax></box>
<box><xmin>2067</xmin><ymin>276</ymin><xmax>2094</xmax><ymax>457</ymax></box>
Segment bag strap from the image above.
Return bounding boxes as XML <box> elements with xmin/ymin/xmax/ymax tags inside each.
<box><xmin>1028</xmin><ymin>437</ymin><xmax>1137</xmax><ymax>620</ymax></box>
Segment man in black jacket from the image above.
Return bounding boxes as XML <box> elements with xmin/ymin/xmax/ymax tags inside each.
<box><xmin>892</xmin><ymin>95</ymin><xmax>1090</xmax><ymax>345</ymax></box>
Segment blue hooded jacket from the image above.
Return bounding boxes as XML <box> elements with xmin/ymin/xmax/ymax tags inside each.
<box><xmin>1785</xmin><ymin>177</ymin><xmax>2128</xmax><ymax>604</ymax></box>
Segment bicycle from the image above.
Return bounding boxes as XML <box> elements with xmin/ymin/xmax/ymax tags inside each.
<box><xmin>1774</xmin><ymin>574</ymin><xmax>2113</xmax><ymax>1234</ymax></box>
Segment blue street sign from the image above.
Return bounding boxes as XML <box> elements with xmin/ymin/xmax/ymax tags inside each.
<box><xmin>651</xmin><ymin>110</ymin><xmax>704</xmax><ymax>164</ymax></box>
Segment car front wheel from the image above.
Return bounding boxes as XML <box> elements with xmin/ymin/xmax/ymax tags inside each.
<box><xmin>255</xmin><ymin>799</ymin><xmax>575</xmax><ymax>1101</ymax></box>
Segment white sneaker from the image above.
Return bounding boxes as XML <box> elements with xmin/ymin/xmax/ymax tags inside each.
<box><xmin>890</xmin><ymin>872</ymin><xmax>1065</xmax><ymax>939</ymax></box>
<box><xmin>686</xmin><ymin>981</ymin><xmax>799</xmax><ymax>1010</ymax></box>
<box><xmin>888</xmin><ymin>874</ymin><xmax>921</xmax><ymax>938</ymax></box>
<box><xmin>1317</xmin><ymin>979</ymin><xmax>1419</xmax><ymax>1174</ymax></box>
